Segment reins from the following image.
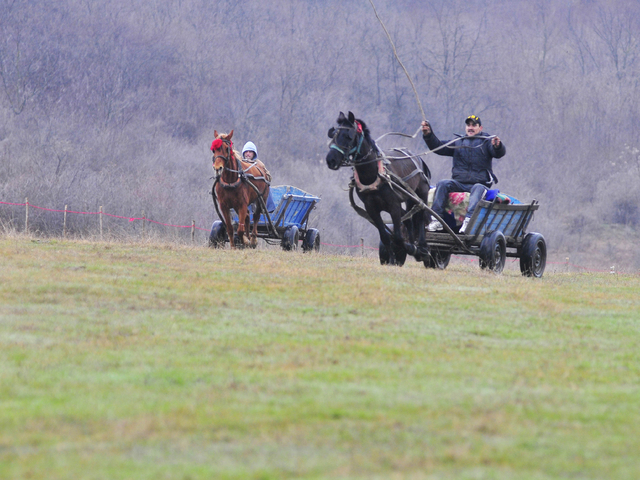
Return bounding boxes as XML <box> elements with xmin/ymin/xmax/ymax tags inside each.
<box><xmin>211</xmin><ymin>137</ymin><xmax>273</xmax><ymax>229</ymax></box>
<box><xmin>331</xmin><ymin>121</ymin><xmax>497</xmax><ymax>168</ymax></box>
<box><xmin>378</xmin><ymin>133</ymin><xmax>499</xmax><ymax>162</ymax></box>
<box><xmin>212</xmin><ymin>139</ymin><xmax>241</xmax><ymax>188</ymax></box>
<box><xmin>213</xmin><ymin>139</ymin><xmax>271</xmax><ymax>189</ymax></box>
<box><xmin>330</xmin><ymin>122</ymin><xmax>426</xmax><ymax>193</ymax></box>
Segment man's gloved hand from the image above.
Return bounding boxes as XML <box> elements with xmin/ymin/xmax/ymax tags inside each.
<box><xmin>421</xmin><ymin>120</ymin><xmax>431</xmax><ymax>136</ymax></box>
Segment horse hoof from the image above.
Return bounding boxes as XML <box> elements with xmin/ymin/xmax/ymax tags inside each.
<box><xmin>414</xmin><ymin>246</ymin><xmax>430</xmax><ymax>262</ymax></box>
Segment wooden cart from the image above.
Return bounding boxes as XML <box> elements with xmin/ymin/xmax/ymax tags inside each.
<box><xmin>209</xmin><ymin>185</ymin><xmax>321</xmax><ymax>251</ymax></box>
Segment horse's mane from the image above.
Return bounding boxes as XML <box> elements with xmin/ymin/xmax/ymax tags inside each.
<box><xmin>355</xmin><ymin>118</ymin><xmax>380</xmax><ymax>155</ymax></box>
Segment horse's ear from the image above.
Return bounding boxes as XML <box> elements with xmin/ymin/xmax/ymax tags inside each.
<box><xmin>228</xmin><ymin>130</ymin><xmax>234</xmax><ymax>140</ymax></box>
<box><xmin>348</xmin><ymin>111</ymin><xmax>355</xmax><ymax>125</ymax></box>
<box><xmin>327</xmin><ymin>127</ymin><xmax>336</xmax><ymax>138</ymax></box>
<box><xmin>214</xmin><ymin>130</ymin><xmax>219</xmax><ymax>138</ymax></box>
<box><xmin>337</xmin><ymin>111</ymin><xmax>346</xmax><ymax>123</ymax></box>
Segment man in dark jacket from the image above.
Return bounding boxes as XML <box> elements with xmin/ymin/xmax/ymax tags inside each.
<box><xmin>421</xmin><ymin>115</ymin><xmax>505</xmax><ymax>234</ymax></box>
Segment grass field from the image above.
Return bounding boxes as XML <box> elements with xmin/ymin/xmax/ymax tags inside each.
<box><xmin>1</xmin><ymin>236</ymin><xmax>639</xmax><ymax>479</ymax></box>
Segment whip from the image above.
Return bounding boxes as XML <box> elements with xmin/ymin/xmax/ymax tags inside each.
<box><xmin>368</xmin><ymin>0</ymin><xmax>426</xmax><ymax>122</ymax></box>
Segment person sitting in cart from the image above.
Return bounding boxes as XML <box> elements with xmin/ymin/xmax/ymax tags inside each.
<box><xmin>242</xmin><ymin>141</ymin><xmax>276</xmax><ymax>212</ymax></box>
<box><xmin>421</xmin><ymin>115</ymin><xmax>505</xmax><ymax>234</ymax></box>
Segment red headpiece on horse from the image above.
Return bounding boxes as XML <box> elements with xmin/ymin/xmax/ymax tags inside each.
<box><xmin>211</xmin><ymin>138</ymin><xmax>229</xmax><ymax>151</ymax></box>
<box><xmin>211</xmin><ymin>128</ymin><xmax>271</xmax><ymax>251</ymax></box>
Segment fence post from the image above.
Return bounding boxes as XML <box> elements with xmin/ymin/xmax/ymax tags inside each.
<box><xmin>99</xmin><ymin>206</ymin><xmax>103</xmax><ymax>240</ymax></box>
<box><xmin>63</xmin><ymin>205</ymin><xmax>68</xmax><ymax>238</ymax></box>
<box><xmin>361</xmin><ymin>237</ymin><xmax>364</xmax><ymax>256</ymax></box>
<box><xmin>142</xmin><ymin>210</ymin><xmax>146</xmax><ymax>238</ymax></box>
<box><xmin>191</xmin><ymin>220</ymin><xmax>195</xmax><ymax>243</ymax></box>
<box><xmin>25</xmin><ymin>197</ymin><xmax>29</xmax><ymax>234</ymax></box>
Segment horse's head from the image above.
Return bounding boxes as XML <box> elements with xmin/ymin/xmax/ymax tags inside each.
<box><xmin>326</xmin><ymin>111</ymin><xmax>370</xmax><ymax>170</ymax></box>
<box><xmin>211</xmin><ymin>130</ymin><xmax>235</xmax><ymax>176</ymax></box>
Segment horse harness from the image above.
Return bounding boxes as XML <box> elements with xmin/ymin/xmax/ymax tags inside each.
<box><xmin>212</xmin><ymin>138</ymin><xmax>271</xmax><ymax>191</ymax></box>
<box><xmin>329</xmin><ymin>123</ymin><xmax>428</xmax><ymax>194</ymax></box>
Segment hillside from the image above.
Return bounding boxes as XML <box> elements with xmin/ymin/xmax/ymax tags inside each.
<box><xmin>1</xmin><ymin>0</ymin><xmax>640</xmax><ymax>267</ymax></box>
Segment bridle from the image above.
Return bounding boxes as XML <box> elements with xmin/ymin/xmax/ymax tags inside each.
<box><xmin>211</xmin><ymin>137</ymin><xmax>243</xmax><ymax>188</ymax></box>
<box><xmin>212</xmin><ymin>138</ymin><xmax>235</xmax><ymax>169</ymax></box>
<box><xmin>328</xmin><ymin>121</ymin><xmax>389</xmax><ymax>192</ymax></box>
<box><xmin>328</xmin><ymin>122</ymin><xmax>378</xmax><ymax>168</ymax></box>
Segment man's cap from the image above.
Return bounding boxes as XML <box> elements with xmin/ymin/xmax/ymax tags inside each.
<box><xmin>465</xmin><ymin>115</ymin><xmax>481</xmax><ymax>126</ymax></box>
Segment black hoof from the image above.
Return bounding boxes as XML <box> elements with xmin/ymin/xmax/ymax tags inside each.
<box><xmin>413</xmin><ymin>245</ymin><xmax>430</xmax><ymax>262</ymax></box>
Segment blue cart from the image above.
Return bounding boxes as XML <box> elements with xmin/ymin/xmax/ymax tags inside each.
<box><xmin>209</xmin><ymin>185</ymin><xmax>321</xmax><ymax>251</ymax></box>
<box><xmin>421</xmin><ymin>197</ymin><xmax>546</xmax><ymax>277</ymax></box>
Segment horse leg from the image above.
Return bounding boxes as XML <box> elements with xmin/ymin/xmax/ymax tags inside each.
<box><xmin>402</xmin><ymin>207</ymin><xmax>416</xmax><ymax>256</ymax></box>
<box><xmin>389</xmin><ymin>208</ymin><xmax>416</xmax><ymax>266</ymax></box>
<box><xmin>236</xmin><ymin>206</ymin><xmax>251</xmax><ymax>247</ymax></box>
<box><xmin>364</xmin><ymin>198</ymin><xmax>409</xmax><ymax>266</ymax></box>
<box><xmin>414</xmin><ymin>184</ymin><xmax>433</xmax><ymax>260</ymax></box>
<box><xmin>244</xmin><ymin>215</ymin><xmax>251</xmax><ymax>247</ymax></box>
<box><xmin>366</xmin><ymin>208</ymin><xmax>397</xmax><ymax>265</ymax></box>
<box><xmin>221</xmin><ymin>208</ymin><xmax>236</xmax><ymax>250</ymax></box>
<box><xmin>250</xmin><ymin>202</ymin><xmax>261</xmax><ymax>249</ymax></box>
<box><xmin>410</xmin><ymin>203</ymin><xmax>429</xmax><ymax>261</ymax></box>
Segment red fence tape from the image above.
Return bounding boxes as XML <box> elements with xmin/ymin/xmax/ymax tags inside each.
<box><xmin>1</xmin><ymin>200</ymin><xmax>638</xmax><ymax>274</ymax></box>
<box><xmin>0</xmin><ymin>200</ymin><xmax>209</xmax><ymax>231</ymax></box>
<box><xmin>320</xmin><ymin>242</ymin><xmax>378</xmax><ymax>250</ymax></box>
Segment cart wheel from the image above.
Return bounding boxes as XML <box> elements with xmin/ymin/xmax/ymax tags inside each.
<box><xmin>208</xmin><ymin>221</ymin><xmax>227</xmax><ymax>248</ymax></box>
<box><xmin>424</xmin><ymin>249</ymin><xmax>451</xmax><ymax>269</ymax></box>
<box><xmin>519</xmin><ymin>232</ymin><xmax>546</xmax><ymax>278</ymax></box>
<box><xmin>302</xmin><ymin>228</ymin><xmax>320</xmax><ymax>252</ymax></box>
<box><xmin>479</xmin><ymin>230</ymin><xmax>506</xmax><ymax>274</ymax></box>
<box><xmin>281</xmin><ymin>226</ymin><xmax>299</xmax><ymax>251</ymax></box>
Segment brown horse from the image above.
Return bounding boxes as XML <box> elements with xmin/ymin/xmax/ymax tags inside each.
<box><xmin>211</xmin><ymin>130</ymin><xmax>271</xmax><ymax>248</ymax></box>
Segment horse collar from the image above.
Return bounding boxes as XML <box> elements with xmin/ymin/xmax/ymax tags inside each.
<box><xmin>214</xmin><ymin>141</ymin><xmax>245</xmax><ymax>189</ymax></box>
<box><xmin>353</xmin><ymin>159</ymin><xmax>386</xmax><ymax>192</ymax></box>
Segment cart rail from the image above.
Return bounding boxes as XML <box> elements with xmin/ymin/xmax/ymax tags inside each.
<box><xmin>346</xmin><ymin>171</ymin><xmax>545</xmax><ymax>276</ymax></box>
<box><xmin>233</xmin><ymin>185</ymin><xmax>320</xmax><ymax>238</ymax></box>
<box><xmin>465</xmin><ymin>199</ymin><xmax>538</xmax><ymax>243</ymax></box>
<box><xmin>211</xmin><ymin>185</ymin><xmax>321</xmax><ymax>252</ymax></box>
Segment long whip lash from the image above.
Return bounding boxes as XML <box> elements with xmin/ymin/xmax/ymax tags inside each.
<box><xmin>367</xmin><ymin>1</ymin><xmax>493</xmax><ymax>157</ymax></box>
<box><xmin>368</xmin><ymin>0</ymin><xmax>426</xmax><ymax>122</ymax></box>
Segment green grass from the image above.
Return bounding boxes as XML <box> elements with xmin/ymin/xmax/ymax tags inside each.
<box><xmin>1</xmin><ymin>236</ymin><xmax>640</xmax><ymax>479</ymax></box>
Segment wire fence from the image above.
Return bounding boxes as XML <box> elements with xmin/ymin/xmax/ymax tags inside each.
<box><xmin>1</xmin><ymin>198</ymin><xmax>637</xmax><ymax>275</ymax></box>
<box><xmin>0</xmin><ymin>198</ymin><xmax>369</xmax><ymax>251</ymax></box>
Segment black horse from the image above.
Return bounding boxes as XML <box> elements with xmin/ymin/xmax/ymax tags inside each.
<box><xmin>326</xmin><ymin>111</ymin><xmax>431</xmax><ymax>265</ymax></box>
